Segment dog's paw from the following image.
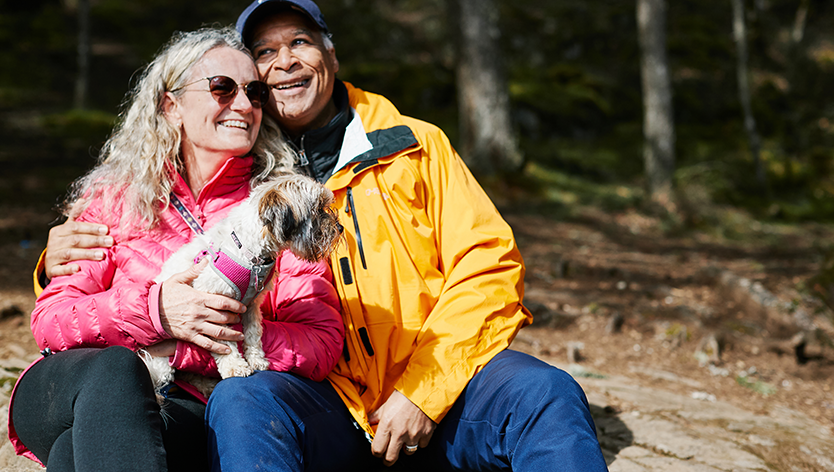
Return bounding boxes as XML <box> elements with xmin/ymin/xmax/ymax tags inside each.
<box><xmin>229</xmin><ymin>364</ymin><xmax>254</xmax><ymax>377</ymax></box>
<box><xmin>219</xmin><ymin>363</ymin><xmax>254</xmax><ymax>378</ymax></box>
<box><xmin>249</xmin><ymin>356</ymin><xmax>270</xmax><ymax>371</ymax></box>
<box><xmin>216</xmin><ymin>355</ymin><xmax>254</xmax><ymax>378</ymax></box>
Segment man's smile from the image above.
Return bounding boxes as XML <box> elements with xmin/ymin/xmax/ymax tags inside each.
<box><xmin>272</xmin><ymin>79</ymin><xmax>310</xmax><ymax>91</ymax></box>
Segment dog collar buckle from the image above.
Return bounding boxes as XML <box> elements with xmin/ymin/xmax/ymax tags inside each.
<box><xmin>207</xmin><ymin>249</ymin><xmax>276</xmax><ymax>305</ymax></box>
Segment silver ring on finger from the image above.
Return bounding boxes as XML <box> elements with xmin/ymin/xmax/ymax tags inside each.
<box><xmin>404</xmin><ymin>444</ymin><xmax>418</xmax><ymax>453</ymax></box>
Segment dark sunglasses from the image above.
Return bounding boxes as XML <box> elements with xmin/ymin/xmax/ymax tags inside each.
<box><xmin>172</xmin><ymin>76</ymin><xmax>270</xmax><ymax>108</ymax></box>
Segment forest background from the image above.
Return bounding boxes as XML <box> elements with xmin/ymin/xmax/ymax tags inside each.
<box><xmin>0</xmin><ymin>0</ymin><xmax>833</xmax><ymax>321</ymax></box>
<box><xmin>2</xmin><ymin>0</ymin><xmax>834</xmax><ymax>319</ymax></box>
<box><xmin>4</xmin><ymin>0</ymin><xmax>833</xmax><ymax>282</ymax></box>
<box><xmin>3</xmin><ymin>0</ymin><xmax>834</xmax><ymax>221</ymax></box>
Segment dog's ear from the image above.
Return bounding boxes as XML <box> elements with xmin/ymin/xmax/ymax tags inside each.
<box><xmin>281</xmin><ymin>206</ymin><xmax>299</xmax><ymax>238</ymax></box>
<box><xmin>259</xmin><ymin>188</ymin><xmax>295</xmax><ymax>247</ymax></box>
<box><xmin>291</xmin><ymin>191</ymin><xmax>341</xmax><ymax>261</ymax></box>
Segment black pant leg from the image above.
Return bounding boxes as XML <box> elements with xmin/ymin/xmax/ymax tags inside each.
<box><xmin>160</xmin><ymin>388</ymin><xmax>209</xmax><ymax>472</ymax></box>
<box><xmin>11</xmin><ymin>346</ymin><xmax>168</xmax><ymax>472</ymax></box>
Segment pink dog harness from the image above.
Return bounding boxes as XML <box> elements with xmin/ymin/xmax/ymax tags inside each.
<box><xmin>170</xmin><ymin>194</ymin><xmax>275</xmax><ymax>305</ymax></box>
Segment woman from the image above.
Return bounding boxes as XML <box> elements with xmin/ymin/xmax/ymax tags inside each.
<box><xmin>7</xmin><ymin>26</ymin><xmax>343</xmax><ymax>472</ymax></box>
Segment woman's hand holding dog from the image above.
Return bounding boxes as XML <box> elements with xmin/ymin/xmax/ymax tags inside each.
<box><xmin>158</xmin><ymin>259</ymin><xmax>246</xmax><ymax>355</ymax></box>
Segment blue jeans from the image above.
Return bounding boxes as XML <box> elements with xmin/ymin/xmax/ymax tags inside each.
<box><xmin>206</xmin><ymin>350</ymin><xmax>608</xmax><ymax>471</ymax></box>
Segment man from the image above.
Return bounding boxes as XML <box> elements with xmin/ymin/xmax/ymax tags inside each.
<box><xmin>36</xmin><ymin>1</ymin><xmax>608</xmax><ymax>470</ymax></box>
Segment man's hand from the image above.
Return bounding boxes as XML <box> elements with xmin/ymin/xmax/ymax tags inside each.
<box><xmin>158</xmin><ymin>259</ymin><xmax>247</xmax><ymax>355</ymax></box>
<box><xmin>369</xmin><ymin>390</ymin><xmax>436</xmax><ymax>467</ymax></box>
<box><xmin>44</xmin><ymin>198</ymin><xmax>113</xmax><ymax>280</ymax></box>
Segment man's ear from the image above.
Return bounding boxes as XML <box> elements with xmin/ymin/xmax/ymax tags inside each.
<box><xmin>161</xmin><ymin>92</ymin><xmax>182</xmax><ymax>127</ymax></box>
<box><xmin>328</xmin><ymin>48</ymin><xmax>339</xmax><ymax>75</ymax></box>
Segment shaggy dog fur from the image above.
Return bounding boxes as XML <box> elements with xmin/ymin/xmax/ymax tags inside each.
<box><xmin>141</xmin><ymin>172</ymin><xmax>341</xmax><ymax>400</ymax></box>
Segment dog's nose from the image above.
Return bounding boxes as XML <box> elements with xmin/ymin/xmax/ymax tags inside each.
<box><xmin>336</xmin><ymin>222</ymin><xmax>344</xmax><ymax>234</ymax></box>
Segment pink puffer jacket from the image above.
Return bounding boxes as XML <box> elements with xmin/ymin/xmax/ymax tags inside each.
<box><xmin>9</xmin><ymin>156</ymin><xmax>344</xmax><ymax>461</ymax></box>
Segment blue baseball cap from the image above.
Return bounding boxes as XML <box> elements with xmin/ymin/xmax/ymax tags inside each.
<box><xmin>237</xmin><ymin>0</ymin><xmax>329</xmax><ymax>47</ymax></box>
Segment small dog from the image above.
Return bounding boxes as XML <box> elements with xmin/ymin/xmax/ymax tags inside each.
<box><xmin>142</xmin><ymin>172</ymin><xmax>341</xmax><ymax>400</ymax></box>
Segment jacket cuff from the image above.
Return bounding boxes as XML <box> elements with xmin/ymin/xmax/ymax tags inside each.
<box><xmin>33</xmin><ymin>249</ymin><xmax>48</xmax><ymax>297</ymax></box>
<box><xmin>169</xmin><ymin>340</ymin><xmax>186</xmax><ymax>368</ymax></box>
<box><xmin>148</xmin><ymin>283</ymin><xmax>171</xmax><ymax>339</ymax></box>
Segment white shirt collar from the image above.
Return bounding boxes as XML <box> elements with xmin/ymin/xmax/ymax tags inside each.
<box><xmin>334</xmin><ymin>107</ymin><xmax>373</xmax><ymax>173</ymax></box>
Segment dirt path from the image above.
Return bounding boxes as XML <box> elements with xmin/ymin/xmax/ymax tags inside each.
<box><xmin>1</xmin><ymin>206</ymin><xmax>833</xmax><ymax>470</ymax></box>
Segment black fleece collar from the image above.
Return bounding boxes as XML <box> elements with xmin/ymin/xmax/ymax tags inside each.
<box><xmin>290</xmin><ymin>80</ymin><xmax>351</xmax><ymax>183</ymax></box>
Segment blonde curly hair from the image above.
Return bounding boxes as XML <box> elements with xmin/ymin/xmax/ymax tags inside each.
<box><xmin>66</xmin><ymin>26</ymin><xmax>295</xmax><ymax>229</ymax></box>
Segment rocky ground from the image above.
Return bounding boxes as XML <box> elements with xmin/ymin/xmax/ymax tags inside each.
<box><xmin>507</xmin><ymin>207</ymin><xmax>834</xmax><ymax>471</ymax></box>
<box><xmin>1</xmin><ymin>203</ymin><xmax>833</xmax><ymax>471</ymax></box>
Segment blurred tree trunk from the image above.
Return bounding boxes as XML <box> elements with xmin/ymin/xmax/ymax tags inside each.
<box><xmin>637</xmin><ymin>0</ymin><xmax>676</xmax><ymax>212</ymax></box>
<box><xmin>731</xmin><ymin>0</ymin><xmax>766</xmax><ymax>190</ymax></box>
<box><xmin>783</xmin><ymin>0</ymin><xmax>810</xmax><ymax>185</ymax></box>
<box><xmin>792</xmin><ymin>0</ymin><xmax>809</xmax><ymax>44</ymax></box>
<box><xmin>73</xmin><ymin>0</ymin><xmax>90</xmax><ymax>110</ymax></box>
<box><xmin>455</xmin><ymin>0</ymin><xmax>523</xmax><ymax>177</ymax></box>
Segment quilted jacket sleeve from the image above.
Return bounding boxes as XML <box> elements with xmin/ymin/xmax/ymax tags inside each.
<box><xmin>169</xmin><ymin>251</ymin><xmax>343</xmax><ymax>381</ymax></box>
<box><xmin>31</xmin><ymin>248</ymin><xmax>168</xmax><ymax>352</ymax></box>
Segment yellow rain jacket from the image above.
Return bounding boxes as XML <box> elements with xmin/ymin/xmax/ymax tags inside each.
<box><xmin>326</xmin><ymin>83</ymin><xmax>531</xmax><ymax>437</ymax></box>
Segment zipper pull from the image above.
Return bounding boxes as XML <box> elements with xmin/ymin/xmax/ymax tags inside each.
<box><xmin>298</xmin><ymin>135</ymin><xmax>309</xmax><ymax>167</ymax></box>
<box><xmin>345</xmin><ymin>187</ymin><xmax>352</xmax><ymax>215</ymax></box>
<box><xmin>345</xmin><ymin>187</ymin><xmax>367</xmax><ymax>270</ymax></box>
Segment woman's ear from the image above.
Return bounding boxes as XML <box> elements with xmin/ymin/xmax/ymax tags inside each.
<box><xmin>161</xmin><ymin>92</ymin><xmax>182</xmax><ymax>127</ymax></box>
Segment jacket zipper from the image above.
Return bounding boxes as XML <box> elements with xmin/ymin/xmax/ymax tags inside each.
<box><xmin>297</xmin><ymin>135</ymin><xmax>309</xmax><ymax>167</ymax></box>
<box><xmin>345</xmin><ymin>187</ymin><xmax>367</xmax><ymax>270</ymax></box>
<box><xmin>340</xmin><ymin>187</ymin><xmax>374</xmax><ymax>362</ymax></box>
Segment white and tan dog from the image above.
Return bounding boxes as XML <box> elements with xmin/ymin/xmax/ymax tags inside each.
<box><xmin>142</xmin><ymin>172</ymin><xmax>341</xmax><ymax>399</ymax></box>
